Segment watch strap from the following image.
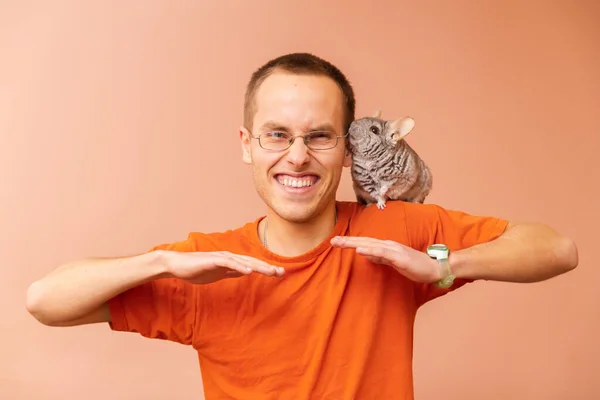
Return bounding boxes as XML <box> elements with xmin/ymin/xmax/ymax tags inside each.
<box><xmin>427</xmin><ymin>244</ymin><xmax>455</xmax><ymax>289</ymax></box>
<box><xmin>433</xmin><ymin>258</ymin><xmax>455</xmax><ymax>288</ymax></box>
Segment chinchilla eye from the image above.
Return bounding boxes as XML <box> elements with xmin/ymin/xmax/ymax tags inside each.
<box><xmin>370</xmin><ymin>126</ymin><xmax>379</xmax><ymax>134</ymax></box>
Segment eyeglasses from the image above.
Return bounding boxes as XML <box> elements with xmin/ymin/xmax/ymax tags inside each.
<box><xmin>250</xmin><ymin>130</ymin><xmax>348</xmax><ymax>151</ymax></box>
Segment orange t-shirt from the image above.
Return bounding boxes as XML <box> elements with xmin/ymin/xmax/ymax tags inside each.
<box><xmin>108</xmin><ymin>200</ymin><xmax>508</xmax><ymax>399</ymax></box>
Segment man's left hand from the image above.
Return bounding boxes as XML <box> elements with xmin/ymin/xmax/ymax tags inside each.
<box><xmin>330</xmin><ymin>236</ymin><xmax>442</xmax><ymax>284</ymax></box>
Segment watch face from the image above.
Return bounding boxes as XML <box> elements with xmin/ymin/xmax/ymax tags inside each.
<box><xmin>426</xmin><ymin>244</ymin><xmax>449</xmax><ymax>259</ymax></box>
<box><xmin>428</xmin><ymin>244</ymin><xmax>448</xmax><ymax>251</ymax></box>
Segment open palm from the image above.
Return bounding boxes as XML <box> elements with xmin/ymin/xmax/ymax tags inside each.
<box><xmin>330</xmin><ymin>236</ymin><xmax>441</xmax><ymax>283</ymax></box>
<box><xmin>160</xmin><ymin>250</ymin><xmax>285</xmax><ymax>284</ymax></box>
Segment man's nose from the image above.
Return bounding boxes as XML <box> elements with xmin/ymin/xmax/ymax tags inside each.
<box><xmin>286</xmin><ymin>136</ymin><xmax>310</xmax><ymax>167</ymax></box>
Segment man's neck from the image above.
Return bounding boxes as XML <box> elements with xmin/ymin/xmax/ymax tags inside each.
<box><xmin>259</xmin><ymin>202</ymin><xmax>338</xmax><ymax>257</ymax></box>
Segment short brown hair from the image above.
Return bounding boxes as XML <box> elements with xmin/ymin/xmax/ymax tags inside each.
<box><xmin>243</xmin><ymin>52</ymin><xmax>356</xmax><ymax>133</ymax></box>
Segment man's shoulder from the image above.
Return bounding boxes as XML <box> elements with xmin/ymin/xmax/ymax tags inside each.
<box><xmin>189</xmin><ymin>220</ymin><xmax>260</xmax><ymax>251</ymax></box>
<box><xmin>151</xmin><ymin>219</ymin><xmax>261</xmax><ymax>253</ymax></box>
<box><xmin>342</xmin><ymin>200</ymin><xmax>481</xmax><ymax>246</ymax></box>
<box><xmin>342</xmin><ymin>200</ymin><xmax>442</xmax><ymax>225</ymax></box>
<box><xmin>346</xmin><ymin>199</ymin><xmax>506</xmax><ymax>230</ymax></box>
<box><xmin>340</xmin><ymin>200</ymin><xmax>440</xmax><ymax>246</ymax></box>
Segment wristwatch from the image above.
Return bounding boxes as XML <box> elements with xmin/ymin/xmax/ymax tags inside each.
<box><xmin>426</xmin><ymin>244</ymin><xmax>455</xmax><ymax>289</ymax></box>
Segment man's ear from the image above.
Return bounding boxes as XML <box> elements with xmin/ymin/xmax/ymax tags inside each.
<box><xmin>239</xmin><ymin>126</ymin><xmax>252</xmax><ymax>164</ymax></box>
<box><xmin>343</xmin><ymin>147</ymin><xmax>352</xmax><ymax>167</ymax></box>
<box><xmin>388</xmin><ymin>116</ymin><xmax>415</xmax><ymax>143</ymax></box>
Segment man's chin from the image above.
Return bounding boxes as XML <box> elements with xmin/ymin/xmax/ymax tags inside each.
<box><xmin>271</xmin><ymin>195</ymin><xmax>339</xmax><ymax>223</ymax></box>
<box><xmin>266</xmin><ymin>201</ymin><xmax>319</xmax><ymax>223</ymax></box>
<box><xmin>273</xmin><ymin>207</ymin><xmax>315</xmax><ymax>224</ymax></box>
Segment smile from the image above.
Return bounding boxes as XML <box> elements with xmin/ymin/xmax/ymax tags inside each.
<box><xmin>275</xmin><ymin>174</ymin><xmax>319</xmax><ymax>189</ymax></box>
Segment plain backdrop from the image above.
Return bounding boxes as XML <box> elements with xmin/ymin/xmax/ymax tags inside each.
<box><xmin>2</xmin><ymin>1</ymin><xmax>599</xmax><ymax>399</ymax></box>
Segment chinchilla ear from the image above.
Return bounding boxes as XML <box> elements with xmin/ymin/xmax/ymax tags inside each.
<box><xmin>388</xmin><ymin>116</ymin><xmax>415</xmax><ymax>143</ymax></box>
<box><xmin>372</xmin><ymin>109</ymin><xmax>382</xmax><ymax>118</ymax></box>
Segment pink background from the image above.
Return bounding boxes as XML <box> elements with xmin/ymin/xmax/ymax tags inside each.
<box><xmin>2</xmin><ymin>1</ymin><xmax>599</xmax><ymax>398</ymax></box>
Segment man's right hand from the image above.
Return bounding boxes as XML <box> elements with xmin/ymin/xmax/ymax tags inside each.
<box><xmin>160</xmin><ymin>250</ymin><xmax>285</xmax><ymax>284</ymax></box>
<box><xmin>25</xmin><ymin>249</ymin><xmax>284</xmax><ymax>327</ymax></box>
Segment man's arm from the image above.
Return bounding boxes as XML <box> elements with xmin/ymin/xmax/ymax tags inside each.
<box><xmin>26</xmin><ymin>251</ymin><xmax>167</xmax><ymax>327</ymax></box>
<box><xmin>26</xmin><ymin>243</ymin><xmax>283</xmax><ymax>328</ymax></box>
<box><xmin>331</xmin><ymin>204</ymin><xmax>578</xmax><ymax>286</ymax></box>
<box><xmin>449</xmin><ymin>221</ymin><xmax>579</xmax><ymax>283</ymax></box>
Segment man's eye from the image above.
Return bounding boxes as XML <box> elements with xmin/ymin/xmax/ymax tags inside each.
<box><xmin>309</xmin><ymin>131</ymin><xmax>335</xmax><ymax>140</ymax></box>
<box><xmin>266</xmin><ymin>131</ymin><xmax>287</xmax><ymax>139</ymax></box>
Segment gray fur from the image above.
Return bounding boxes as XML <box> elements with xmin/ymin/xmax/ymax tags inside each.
<box><xmin>346</xmin><ymin>111</ymin><xmax>433</xmax><ymax>209</ymax></box>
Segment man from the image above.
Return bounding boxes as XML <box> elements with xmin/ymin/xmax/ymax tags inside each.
<box><xmin>26</xmin><ymin>52</ymin><xmax>578</xmax><ymax>399</ymax></box>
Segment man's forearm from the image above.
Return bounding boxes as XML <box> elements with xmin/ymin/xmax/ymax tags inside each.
<box><xmin>449</xmin><ymin>222</ymin><xmax>578</xmax><ymax>283</ymax></box>
<box><xmin>26</xmin><ymin>251</ymin><xmax>167</xmax><ymax>326</ymax></box>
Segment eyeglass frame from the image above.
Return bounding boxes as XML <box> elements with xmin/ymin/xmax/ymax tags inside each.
<box><xmin>248</xmin><ymin>129</ymin><xmax>349</xmax><ymax>151</ymax></box>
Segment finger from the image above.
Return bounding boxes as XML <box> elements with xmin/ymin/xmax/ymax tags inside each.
<box><xmin>224</xmin><ymin>270</ymin><xmax>245</xmax><ymax>278</ymax></box>
<box><xmin>232</xmin><ymin>255</ymin><xmax>285</xmax><ymax>277</ymax></box>
<box><xmin>226</xmin><ymin>254</ymin><xmax>285</xmax><ymax>277</ymax></box>
<box><xmin>331</xmin><ymin>236</ymin><xmax>388</xmax><ymax>246</ymax></box>
<box><xmin>331</xmin><ymin>236</ymin><xmax>400</xmax><ymax>251</ymax></box>
<box><xmin>211</xmin><ymin>256</ymin><xmax>255</xmax><ymax>275</ymax></box>
<box><xmin>362</xmin><ymin>255</ymin><xmax>393</xmax><ymax>266</ymax></box>
<box><xmin>356</xmin><ymin>246</ymin><xmax>399</xmax><ymax>264</ymax></box>
<box><xmin>359</xmin><ymin>246</ymin><xmax>412</xmax><ymax>270</ymax></box>
<box><xmin>330</xmin><ymin>236</ymin><xmax>377</xmax><ymax>248</ymax></box>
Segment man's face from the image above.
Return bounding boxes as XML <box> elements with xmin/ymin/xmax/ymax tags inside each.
<box><xmin>240</xmin><ymin>71</ymin><xmax>352</xmax><ymax>223</ymax></box>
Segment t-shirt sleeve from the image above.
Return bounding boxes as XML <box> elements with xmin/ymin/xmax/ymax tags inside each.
<box><xmin>107</xmin><ymin>236</ymin><xmax>199</xmax><ymax>346</ymax></box>
<box><xmin>404</xmin><ymin>203</ymin><xmax>509</xmax><ymax>307</ymax></box>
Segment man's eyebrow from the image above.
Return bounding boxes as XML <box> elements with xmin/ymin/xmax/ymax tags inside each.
<box><xmin>309</xmin><ymin>123</ymin><xmax>336</xmax><ymax>132</ymax></box>
<box><xmin>259</xmin><ymin>121</ymin><xmax>289</xmax><ymax>131</ymax></box>
<box><xmin>258</xmin><ymin>121</ymin><xmax>338</xmax><ymax>133</ymax></box>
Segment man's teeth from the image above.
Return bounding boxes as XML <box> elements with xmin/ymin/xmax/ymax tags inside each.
<box><xmin>278</xmin><ymin>176</ymin><xmax>316</xmax><ymax>187</ymax></box>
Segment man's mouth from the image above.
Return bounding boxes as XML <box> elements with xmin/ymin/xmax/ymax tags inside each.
<box><xmin>275</xmin><ymin>174</ymin><xmax>320</xmax><ymax>188</ymax></box>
